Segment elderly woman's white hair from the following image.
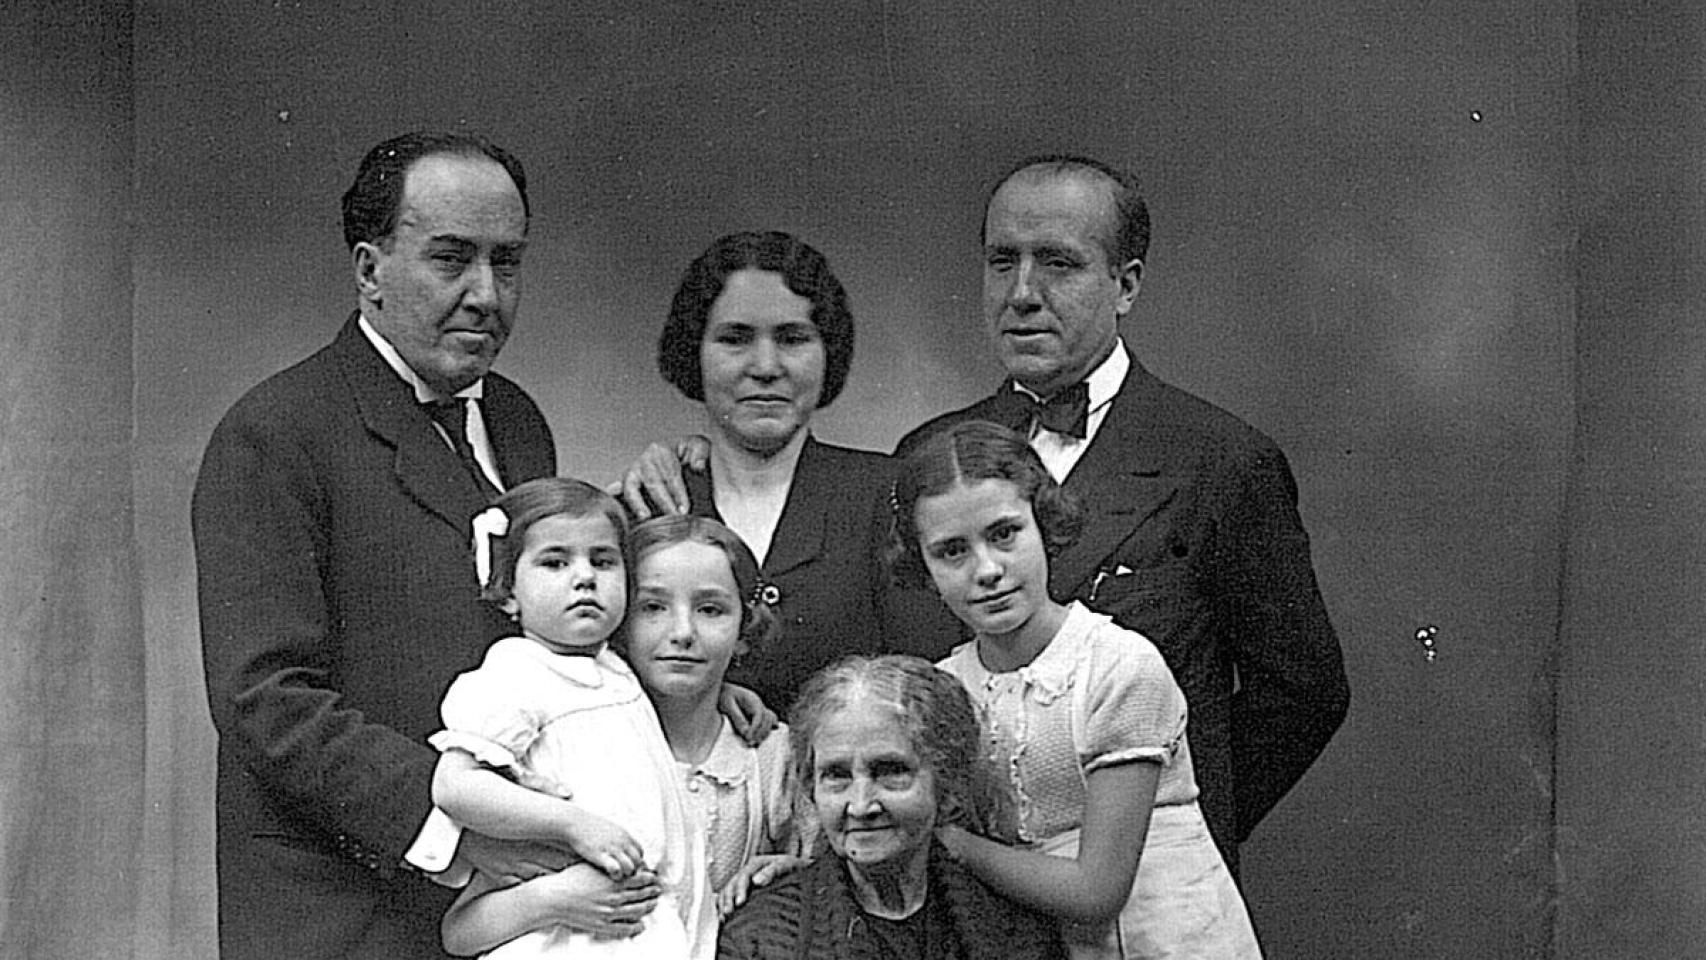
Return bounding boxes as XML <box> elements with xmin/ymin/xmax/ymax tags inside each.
<box><xmin>788</xmin><ymin>654</ymin><xmax>1015</xmax><ymax>841</ymax></box>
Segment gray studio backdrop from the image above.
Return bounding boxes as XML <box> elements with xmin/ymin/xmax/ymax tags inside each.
<box><xmin>5</xmin><ymin>2</ymin><xmax>1701</xmax><ymax>958</ymax></box>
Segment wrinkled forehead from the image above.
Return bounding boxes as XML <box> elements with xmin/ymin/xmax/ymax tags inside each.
<box><xmin>816</xmin><ymin>690</ymin><xmax>916</xmax><ymax>747</ymax></box>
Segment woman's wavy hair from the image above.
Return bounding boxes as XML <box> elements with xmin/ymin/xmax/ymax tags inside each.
<box><xmin>886</xmin><ymin>420</ymin><xmax>1084</xmax><ymax>589</ymax></box>
<box><xmin>622</xmin><ymin>515</ymin><xmax>779</xmax><ymax>658</ymax></box>
<box><xmin>789</xmin><ymin>654</ymin><xmax>1017</xmax><ymax>842</ymax></box>
<box><xmin>657</xmin><ymin>230</ymin><xmax>855</xmax><ymax>407</ymax></box>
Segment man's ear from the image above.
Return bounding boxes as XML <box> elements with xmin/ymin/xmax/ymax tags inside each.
<box><xmin>1115</xmin><ymin>258</ymin><xmax>1143</xmax><ymax>316</ymax></box>
<box><xmin>353</xmin><ymin>241</ymin><xmax>383</xmax><ymax>305</ymax></box>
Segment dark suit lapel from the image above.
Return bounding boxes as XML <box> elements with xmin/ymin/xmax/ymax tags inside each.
<box><xmin>1052</xmin><ymin>360</ymin><xmax>1178</xmax><ymax>597</ymax></box>
<box><xmin>333</xmin><ymin>315</ymin><xmax>487</xmax><ymax>531</ymax></box>
<box><xmin>760</xmin><ymin>436</ymin><xmax>829</xmax><ymax>578</ymax></box>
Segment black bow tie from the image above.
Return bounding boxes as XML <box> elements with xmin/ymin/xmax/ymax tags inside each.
<box><xmin>995</xmin><ymin>382</ymin><xmax>1090</xmax><ymax>439</ymax></box>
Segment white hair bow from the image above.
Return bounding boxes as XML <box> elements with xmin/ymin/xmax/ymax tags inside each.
<box><xmin>471</xmin><ymin>506</ymin><xmax>510</xmax><ymax>589</ymax></box>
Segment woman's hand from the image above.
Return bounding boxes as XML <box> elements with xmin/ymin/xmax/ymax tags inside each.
<box><xmin>718</xmin><ymin>854</ymin><xmax>810</xmax><ymax>916</ymax></box>
<box><xmin>612</xmin><ymin>436</ymin><xmax>712</xmax><ymax>519</ymax></box>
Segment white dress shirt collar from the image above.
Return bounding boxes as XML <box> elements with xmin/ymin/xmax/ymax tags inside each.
<box><xmin>356</xmin><ymin>314</ymin><xmax>485</xmax><ymax>403</ymax></box>
<box><xmin>1015</xmin><ymin>338</ymin><xmax>1130</xmax><ymax>482</ymax></box>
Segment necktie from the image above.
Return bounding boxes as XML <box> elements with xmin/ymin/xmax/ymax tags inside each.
<box><xmin>423</xmin><ymin>398</ymin><xmax>501</xmax><ymax>501</ymax></box>
<box><xmin>994</xmin><ymin>381</ymin><xmax>1091</xmax><ymax>439</ymax></box>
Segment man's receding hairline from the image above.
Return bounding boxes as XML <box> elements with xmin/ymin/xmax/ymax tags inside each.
<box><xmin>389</xmin><ymin>153</ymin><xmax>528</xmax><ymax>245</ymax></box>
<box><xmin>985</xmin><ymin>163</ymin><xmax>1124</xmax><ymax>262</ymax></box>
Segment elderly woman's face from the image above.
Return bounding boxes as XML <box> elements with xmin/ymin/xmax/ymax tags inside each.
<box><xmin>700</xmin><ymin>268</ymin><xmax>826</xmax><ymax>456</ymax></box>
<box><xmin>811</xmin><ymin>697</ymin><xmax>938</xmax><ymax>869</ymax></box>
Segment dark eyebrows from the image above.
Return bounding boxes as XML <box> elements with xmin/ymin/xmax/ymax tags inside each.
<box><xmin>424</xmin><ymin>234</ymin><xmax>529</xmax><ymax>255</ymax></box>
<box><xmin>868</xmin><ymin>754</ymin><xmax>917</xmax><ymax>774</ymax></box>
<box><xmin>534</xmin><ymin>542</ymin><xmax>619</xmax><ymax>559</ymax></box>
<box><xmin>924</xmin><ymin>533</ymin><xmax>963</xmax><ymax>554</ymax></box>
<box><xmin>1034</xmin><ymin>243</ymin><xmax>1086</xmax><ymax>262</ymax></box>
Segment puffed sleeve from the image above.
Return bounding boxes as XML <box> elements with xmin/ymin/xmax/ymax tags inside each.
<box><xmin>427</xmin><ymin>642</ymin><xmax>562</xmax><ymax>795</ymax></box>
<box><xmin>1078</xmin><ymin>626</ymin><xmax>1189</xmax><ymax>775</ymax></box>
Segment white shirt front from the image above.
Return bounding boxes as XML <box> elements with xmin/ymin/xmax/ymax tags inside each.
<box><xmin>1013</xmin><ymin>339</ymin><xmax>1130</xmax><ymax>482</ymax></box>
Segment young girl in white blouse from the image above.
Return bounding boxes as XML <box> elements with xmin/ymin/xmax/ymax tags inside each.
<box><xmin>429</xmin><ymin>478</ymin><xmax>712</xmax><ymax>958</ymax></box>
<box><xmin>890</xmin><ymin>421</ymin><xmax>1260</xmax><ymax>959</ymax></box>
<box><xmin>620</xmin><ymin>515</ymin><xmax>809</xmax><ymax>918</ymax></box>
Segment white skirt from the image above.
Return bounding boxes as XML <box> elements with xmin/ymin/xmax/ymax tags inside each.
<box><xmin>1041</xmin><ymin>801</ymin><xmax>1261</xmax><ymax>960</ymax></box>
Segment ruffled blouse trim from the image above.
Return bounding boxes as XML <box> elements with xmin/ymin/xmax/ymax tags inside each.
<box><xmin>1084</xmin><ymin>745</ymin><xmax>1171</xmax><ymax>774</ymax></box>
<box><xmin>685</xmin><ymin>718</ymin><xmax>752</xmax><ymax>787</ymax></box>
<box><xmin>427</xmin><ymin>729</ymin><xmax>519</xmax><ymax>769</ymax></box>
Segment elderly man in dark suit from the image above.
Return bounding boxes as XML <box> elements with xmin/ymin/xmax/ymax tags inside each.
<box><xmin>894</xmin><ymin>155</ymin><xmax>1350</xmax><ymax>871</ymax></box>
<box><xmin>193</xmin><ymin>132</ymin><xmax>649</xmax><ymax>960</ymax></box>
<box><xmin>623</xmin><ymin>154</ymin><xmax>1349</xmax><ymax>874</ymax></box>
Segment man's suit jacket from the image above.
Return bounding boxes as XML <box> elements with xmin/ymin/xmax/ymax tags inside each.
<box><xmin>896</xmin><ymin>352</ymin><xmax>1349</xmax><ymax>867</ymax></box>
<box><xmin>683</xmin><ymin>436</ymin><xmax>962</xmax><ymax>716</ymax></box>
<box><xmin>194</xmin><ymin>315</ymin><xmax>556</xmax><ymax>960</ymax></box>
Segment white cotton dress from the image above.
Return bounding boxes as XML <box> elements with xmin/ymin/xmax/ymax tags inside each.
<box><xmin>938</xmin><ymin>602</ymin><xmax>1261</xmax><ymax>960</ymax></box>
<box><xmin>432</xmin><ymin>638</ymin><xmax>713</xmax><ymax>960</ymax></box>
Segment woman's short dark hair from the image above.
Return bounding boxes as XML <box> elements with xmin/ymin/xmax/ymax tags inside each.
<box><xmin>340</xmin><ymin>131</ymin><xmax>530</xmax><ymax>250</ymax></box>
<box><xmin>658</xmin><ymin>231</ymin><xmax>855</xmax><ymax>407</ymax></box>
<box><xmin>887</xmin><ymin>420</ymin><xmax>1084</xmax><ymax>589</ymax></box>
<box><xmin>790</xmin><ymin>655</ymin><xmax>1014</xmax><ymax>840</ymax></box>
<box><xmin>480</xmin><ymin>478</ymin><xmax>628</xmax><ymax>607</ymax></box>
<box><xmin>623</xmin><ymin>515</ymin><xmax>779</xmax><ymax>658</ymax></box>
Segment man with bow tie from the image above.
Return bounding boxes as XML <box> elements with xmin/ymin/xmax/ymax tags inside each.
<box><xmin>193</xmin><ymin>132</ymin><xmax>656</xmax><ymax>960</ymax></box>
<box><xmin>621</xmin><ymin>154</ymin><xmax>1348</xmax><ymax>873</ymax></box>
<box><xmin>895</xmin><ymin>155</ymin><xmax>1350</xmax><ymax>873</ymax></box>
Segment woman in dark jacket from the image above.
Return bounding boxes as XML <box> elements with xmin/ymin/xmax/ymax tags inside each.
<box><xmin>717</xmin><ymin>655</ymin><xmax>1065</xmax><ymax>960</ymax></box>
<box><xmin>644</xmin><ymin>232</ymin><xmax>960</xmax><ymax>716</ymax></box>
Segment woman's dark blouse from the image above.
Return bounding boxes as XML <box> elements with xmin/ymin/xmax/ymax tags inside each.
<box><xmin>716</xmin><ymin>842</ymin><xmax>1067</xmax><ymax>960</ymax></box>
<box><xmin>684</xmin><ymin>436</ymin><xmax>961</xmax><ymax>716</ymax></box>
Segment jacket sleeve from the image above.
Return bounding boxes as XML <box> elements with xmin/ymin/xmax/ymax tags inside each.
<box><xmin>194</xmin><ymin>400</ymin><xmax>438</xmax><ymax>869</ymax></box>
<box><xmin>1215</xmin><ymin>440</ymin><xmax>1350</xmax><ymax>839</ymax></box>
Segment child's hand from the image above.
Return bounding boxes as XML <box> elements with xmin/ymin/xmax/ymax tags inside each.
<box><xmin>564</xmin><ymin>811</ymin><xmax>646</xmax><ymax>880</ymax></box>
<box><xmin>717</xmin><ymin>854</ymin><xmax>810</xmax><ymax>916</ymax></box>
<box><xmin>719</xmin><ymin>682</ymin><xmax>777</xmax><ymax>746</ymax></box>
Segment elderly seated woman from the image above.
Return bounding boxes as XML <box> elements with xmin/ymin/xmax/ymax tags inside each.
<box><xmin>717</xmin><ymin>655</ymin><xmax>1065</xmax><ymax>960</ymax></box>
